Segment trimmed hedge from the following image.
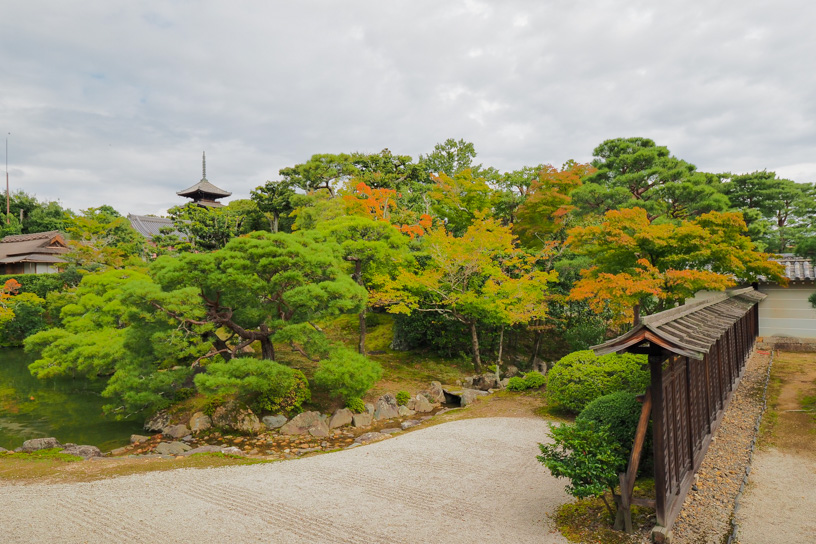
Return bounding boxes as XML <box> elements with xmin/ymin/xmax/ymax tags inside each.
<box><xmin>576</xmin><ymin>391</ymin><xmax>642</xmax><ymax>454</ymax></box>
<box><xmin>0</xmin><ymin>270</ymin><xmax>82</xmax><ymax>298</ymax></box>
<box><xmin>546</xmin><ymin>350</ymin><xmax>649</xmax><ymax>413</ymax></box>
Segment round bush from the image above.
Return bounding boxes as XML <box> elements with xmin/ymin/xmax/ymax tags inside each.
<box><xmin>523</xmin><ymin>370</ymin><xmax>546</xmax><ymax>389</ymax></box>
<box><xmin>313</xmin><ymin>349</ymin><xmax>383</xmax><ymax>401</ymax></box>
<box><xmin>395</xmin><ymin>390</ymin><xmax>411</xmax><ymax>406</ymax></box>
<box><xmin>345</xmin><ymin>397</ymin><xmax>366</xmax><ymax>413</ymax></box>
<box><xmin>546</xmin><ymin>350</ymin><xmax>649</xmax><ymax>413</ymax></box>
<box><xmin>576</xmin><ymin>391</ymin><xmax>641</xmax><ymax>454</ymax></box>
<box><xmin>506</xmin><ymin>376</ymin><xmax>528</xmax><ymax>391</ymax></box>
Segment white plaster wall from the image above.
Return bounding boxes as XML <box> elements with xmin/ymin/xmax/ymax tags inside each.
<box><xmin>757</xmin><ymin>283</ymin><xmax>816</xmax><ymax>339</ymax></box>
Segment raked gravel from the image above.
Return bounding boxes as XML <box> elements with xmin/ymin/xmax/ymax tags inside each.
<box><xmin>0</xmin><ymin>417</ymin><xmax>570</xmax><ymax>544</ymax></box>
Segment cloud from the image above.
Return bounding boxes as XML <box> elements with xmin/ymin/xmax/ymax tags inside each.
<box><xmin>0</xmin><ymin>0</ymin><xmax>814</xmax><ymax>214</ymax></box>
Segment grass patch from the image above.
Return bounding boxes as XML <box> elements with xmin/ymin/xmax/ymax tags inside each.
<box><xmin>552</xmin><ymin>479</ymin><xmax>656</xmax><ymax>543</ymax></box>
<box><xmin>2</xmin><ymin>448</ymin><xmax>83</xmax><ymax>462</ymax></box>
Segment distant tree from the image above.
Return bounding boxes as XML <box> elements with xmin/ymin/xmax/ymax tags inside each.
<box><xmin>251</xmin><ymin>180</ymin><xmax>297</xmax><ymax>233</ymax></box>
<box><xmin>65</xmin><ymin>206</ymin><xmax>147</xmax><ymax>269</ymax></box>
<box><xmin>157</xmin><ymin>203</ymin><xmax>245</xmax><ymax>252</ymax></box>
<box><xmin>429</xmin><ymin>170</ymin><xmax>496</xmax><ymax>237</ymax></box>
<box><xmin>279</xmin><ymin>153</ymin><xmax>358</xmax><ymax>197</ymax></box>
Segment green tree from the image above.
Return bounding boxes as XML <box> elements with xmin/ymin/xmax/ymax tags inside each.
<box><xmin>311</xmin><ymin>215</ymin><xmax>412</xmax><ymax>354</ymax></box>
<box><xmin>377</xmin><ymin>218</ymin><xmax>556</xmax><ymax>372</ymax></box>
<box><xmin>251</xmin><ymin>180</ymin><xmax>297</xmax><ymax>233</ymax></box>
<box><xmin>150</xmin><ymin>231</ymin><xmax>367</xmax><ymax>360</ymax></box>
<box><xmin>65</xmin><ymin>206</ymin><xmax>148</xmax><ymax>270</ymax></box>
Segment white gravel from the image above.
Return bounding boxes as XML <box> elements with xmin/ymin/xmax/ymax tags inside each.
<box><xmin>0</xmin><ymin>417</ymin><xmax>571</xmax><ymax>544</ymax></box>
<box><xmin>736</xmin><ymin>449</ymin><xmax>816</xmax><ymax>544</ymax></box>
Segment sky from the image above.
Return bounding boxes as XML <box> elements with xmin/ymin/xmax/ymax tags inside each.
<box><xmin>1</xmin><ymin>1</ymin><xmax>815</xmax><ymax>216</ymax></box>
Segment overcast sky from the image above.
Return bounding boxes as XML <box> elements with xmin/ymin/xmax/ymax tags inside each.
<box><xmin>1</xmin><ymin>1</ymin><xmax>814</xmax><ymax>215</ymax></box>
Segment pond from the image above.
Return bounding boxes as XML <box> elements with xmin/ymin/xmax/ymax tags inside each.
<box><xmin>0</xmin><ymin>348</ymin><xmax>143</xmax><ymax>451</ymax></box>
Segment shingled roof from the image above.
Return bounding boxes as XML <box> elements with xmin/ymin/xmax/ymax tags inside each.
<box><xmin>0</xmin><ymin>230</ymin><xmax>69</xmax><ymax>266</ymax></box>
<box><xmin>767</xmin><ymin>253</ymin><xmax>816</xmax><ymax>282</ymax></box>
<box><xmin>592</xmin><ymin>287</ymin><xmax>766</xmax><ymax>360</ymax></box>
<box><xmin>127</xmin><ymin>214</ymin><xmax>186</xmax><ymax>240</ymax></box>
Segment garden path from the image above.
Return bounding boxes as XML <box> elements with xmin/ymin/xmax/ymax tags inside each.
<box><xmin>0</xmin><ymin>417</ymin><xmax>570</xmax><ymax>544</ymax></box>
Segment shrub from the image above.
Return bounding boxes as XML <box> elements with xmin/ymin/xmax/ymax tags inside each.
<box><xmin>345</xmin><ymin>397</ymin><xmax>367</xmax><ymax>413</ymax></box>
<box><xmin>546</xmin><ymin>350</ymin><xmax>649</xmax><ymax>413</ymax></box>
<box><xmin>576</xmin><ymin>391</ymin><xmax>642</xmax><ymax>455</ymax></box>
<box><xmin>506</xmin><ymin>376</ymin><xmax>528</xmax><ymax>391</ymax></box>
<box><xmin>537</xmin><ymin>419</ymin><xmax>625</xmax><ymax>511</ymax></box>
<box><xmin>313</xmin><ymin>349</ymin><xmax>383</xmax><ymax>401</ymax></box>
<box><xmin>396</xmin><ymin>390</ymin><xmax>411</xmax><ymax>406</ymax></box>
<box><xmin>194</xmin><ymin>358</ymin><xmax>310</xmax><ymax>416</ymax></box>
<box><xmin>523</xmin><ymin>370</ymin><xmax>546</xmax><ymax>389</ymax></box>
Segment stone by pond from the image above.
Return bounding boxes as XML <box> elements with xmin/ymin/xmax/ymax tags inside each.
<box><xmin>0</xmin><ymin>348</ymin><xmax>142</xmax><ymax>451</ymax></box>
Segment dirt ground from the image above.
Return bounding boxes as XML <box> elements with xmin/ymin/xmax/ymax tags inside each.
<box><xmin>736</xmin><ymin>351</ymin><xmax>816</xmax><ymax>544</ymax></box>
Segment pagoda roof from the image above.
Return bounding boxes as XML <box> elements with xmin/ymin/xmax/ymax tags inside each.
<box><xmin>176</xmin><ymin>178</ymin><xmax>231</xmax><ymax>199</ymax></box>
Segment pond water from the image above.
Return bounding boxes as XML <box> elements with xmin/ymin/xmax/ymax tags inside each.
<box><xmin>0</xmin><ymin>348</ymin><xmax>143</xmax><ymax>451</ymax></box>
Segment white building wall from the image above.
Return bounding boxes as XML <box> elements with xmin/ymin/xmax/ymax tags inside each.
<box><xmin>757</xmin><ymin>283</ymin><xmax>816</xmax><ymax>339</ymax></box>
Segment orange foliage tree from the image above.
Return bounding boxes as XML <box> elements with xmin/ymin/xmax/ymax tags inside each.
<box><xmin>567</xmin><ymin>207</ymin><xmax>786</xmax><ymax>327</ymax></box>
<box><xmin>342</xmin><ymin>181</ymin><xmax>433</xmax><ymax>238</ymax></box>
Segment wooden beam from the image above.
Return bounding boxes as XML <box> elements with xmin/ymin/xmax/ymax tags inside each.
<box><xmin>650</xmin><ymin>348</ymin><xmax>668</xmax><ymax>527</ymax></box>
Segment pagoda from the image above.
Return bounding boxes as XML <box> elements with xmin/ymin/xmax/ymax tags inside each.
<box><xmin>177</xmin><ymin>152</ymin><xmax>231</xmax><ymax>207</ymax></box>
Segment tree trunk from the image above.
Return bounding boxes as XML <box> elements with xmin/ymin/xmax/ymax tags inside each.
<box><xmin>633</xmin><ymin>302</ymin><xmax>641</xmax><ymax>327</ymax></box>
<box><xmin>529</xmin><ymin>329</ymin><xmax>543</xmax><ymax>367</ymax></box>
<box><xmin>272</xmin><ymin>212</ymin><xmax>279</xmax><ymax>233</ymax></box>
<box><xmin>496</xmin><ymin>327</ymin><xmax>504</xmax><ymax>385</ymax></box>
<box><xmin>469</xmin><ymin>322</ymin><xmax>482</xmax><ymax>373</ymax></box>
<box><xmin>212</xmin><ymin>335</ymin><xmax>233</xmax><ymax>362</ymax></box>
<box><xmin>260</xmin><ymin>336</ymin><xmax>275</xmax><ymax>360</ymax></box>
<box><xmin>358</xmin><ymin>308</ymin><xmax>367</xmax><ymax>355</ymax></box>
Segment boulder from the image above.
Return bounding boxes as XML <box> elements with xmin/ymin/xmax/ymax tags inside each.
<box><xmin>189</xmin><ymin>412</ymin><xmax>212</xmax><ymax>433</ymax></box>
<box><xmin>352</xmin><ymin>412</ymin><xmax>372</xmax><ymax>428</ymax></box>
<box><xmin>163</xmin><ymin>424</ymin><xmax>190</xmax><ymax>439</ymax></box>
<box><xmin>220</xmin><ymin>446</ymin><xmax>246</xmax><ymax>456</ymax></box>
<box><xmin>280</xmin><ymin>411</ymin><xmax>329</xmax><ymax>437</ymax></box>
<box><xmin>130</xmin><ymin>434</ymin><xmax>151</xmax><ymax>444</ymax></box>
<box><xmin>61</xmin><ymin>445</ymin><xmax>102</xmax><ymax>459</ymax></box>
<box><xmin>460</xmin><ymin>389</ymin><xmax>480</xmax><ymax>407</ymax></box>
<box><xmin>0</xmin><ymin>447</ymin><xmax>7</xmax><ymax>453</ymax></box>
<box><xmin>472</xmin><ymin>373</ymin><xmax>499</xmax><ymax>391</ymax></box>
<box><xmin>154</xmin><ymin>441</ymin><xmax>192</xmax><ymax>455</ymax></box>
<box><xmin>20</xmin><ymin>437</ymin><xmax>62</xmax><ymax>452</ymax></box>
<box><xmin>373</xmin><ymin>394</ymin><xmax>399</xmax><ymax>421</ymax></box>
<box><xmin>262</xmin><ymin>414</ymin><xmax>287</xmax><ymax>429</ymax></box>
<box><xmin>400</xmin><ymin>420</ymin><xmax>419</xmax><ymax>430</ymax></box>
<box><xmin>365</xmin><ymin>403</ymin><xmax>375</xmax><ymax>416</ymax></box>
<box><xmin>211</xmin><ymin>402</ymin><xmax>264</xmax><ymax>435</ymax></box>
<box><xmin>144</xmin><ymin>410</ymin><xmax>171</xmax><ymax>432</ymax></box>
<box><xmin>329</xmin><ymin>408</ymin><xmax>353</xmax><ymax>429</ymax></box>
<box><xmin>500</xmin><ymin>378</ymin><xmax>510</xmax><ymax>388</ymax></box>
<box><xmin>409</xmin><ymin>394</ymin><xmax>434</xmax><ymax>413</ymax></box>
<box><xmin>397</xmin><ymin>405</ymin><xmax>416</xmax><ymax>417</ymax></box>
<box><xmin>427</xmin><ymin>381</ymin><xmax>446</xmax><ymax>403</ymax></box>
<box><xmin>504</xmin><ymin>365</ymin><xmax>520</xmax><ymax>378</ymax></box>
<box><xmin>354</xmin><ymin>432</ymin><xmax>389</xmax><ymax>444</ymax></box>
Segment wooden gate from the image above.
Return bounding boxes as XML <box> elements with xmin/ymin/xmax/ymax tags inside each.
<box><xmin>593</xmin><ymin>289</ymin><xmax>763</xmax><ymax>539</ymax></box>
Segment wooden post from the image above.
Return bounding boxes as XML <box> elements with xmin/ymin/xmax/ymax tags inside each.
<box><xmin>614</xmin><ymin>387</ymin><xmax>653</xmax><ymax>532</ymax></box>
<box><xmin>649</xmin><ymin>348</ymin><xmax>667</xmax><ymax>527</ymax></box>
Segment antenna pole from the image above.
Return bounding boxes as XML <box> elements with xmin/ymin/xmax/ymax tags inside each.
<box><xmin>5</xmin><ymin>134</ymin><xmax>9</xmax><ymax>224</ymax></box>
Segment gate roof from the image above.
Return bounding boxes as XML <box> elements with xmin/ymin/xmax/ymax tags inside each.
<box><xmin>592</xmin><ymin>287</ymin><xmax>765</xmax><ymax>360</ymax></box>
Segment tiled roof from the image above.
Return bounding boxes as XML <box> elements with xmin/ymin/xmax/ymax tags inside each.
<box><xmin>775</xmin><ymin>254</ymin><xmax>815</xmax><ymax>282</ymax></box>
<box><xmin>0</xmin><ymin>231</ymin><xmax>68</xmax><ymax>260</ymax></box>
<box><xmin>128</xmin><ymin>214</ymin><xmax>179</xmax><ymax>239</ymax></box>
<box><xmin>177</xmin><ymin>179</ymin><xmax>231</xmax><ymax>198</ymax></box>
<box><xmin>0</xmin><ymin>254</ymin><xmax>68</xmax><ymax>264</ymax></box>
<box><xmin>0</xmin><ymin>230</ymin><xmax>61</xmax><ymax>243</ymax></box>
<box><xmin>593</xmin><ymin>287</ymin><xmax>766</xmax><ymax>360</ymax></box>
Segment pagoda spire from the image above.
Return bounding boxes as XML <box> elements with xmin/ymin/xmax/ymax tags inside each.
<box><xmin>202</xmin><ymin>151</ymin><xmax>207</xmax><ymax>180</ymax></box>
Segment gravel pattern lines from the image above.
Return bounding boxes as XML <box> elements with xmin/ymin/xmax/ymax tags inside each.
<box><xmin>0</xmin><ymin>417</ymin><xmax>570</xmax><ymax>544</ymax></box>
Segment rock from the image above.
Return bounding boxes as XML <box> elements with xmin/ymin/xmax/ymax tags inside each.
<box><xmin>500</xmin><ymin>378</ymin><xmax>510</xmax><ymax>388</ymax></box>
<box><xmin>189</xmin><ymin>412</ymin><xmax>212</xmax><ymax>433</ymax></box>
<box><xmin>365</xmin><ymin>403</ymin><xmax>375</xmax><ymax>416</ymax></box>
<box><xmin>182</xmin><ymin>445</ymin><xmax>223</xmax><ymax>456</ymax></box>
<box><xmin>352</xmin><ymin>412</ymin><xmax>372</xmax><ymax>428</ymax></box>
<box><xmin>401</xmin><ymin>420</ymin><xmax>419</xmax><ymax>430</ymax></box>
<box><xmin>154</xmin><ymin>441</ymin><xmax>192</xmax><ymax>455</ymax></box>
<box><xmin>220</xmin><ymin>446</ymin><xmax>245</xmax><ymax>456</ymax></box>
<box><xmin>211</xmin><ymin>401</ymin><xmax>264</xmax><ymax>435</ymax></box>
<box><xmin>409</xmin><ymin>394</ymin><xmax>434</xmax><ymax>413</ymax></box>
<box><xmin>280</xmin><ymin>411</ymin><xmax>329</xmax><ymax>437</ymax></box>
<box><xmin>262</xmin><ymin>414</ymin><xmax>288</xmax><ymax>429</ymax></box>
<box><xmin>0</xmin><ymin>447</ymin><xmax>7</xmax><ymax>453</ymax></box>
<box><xmin>130</xmin><ymin>434</ymin><xmax>151</xmax><ymax>444</ymax></box>
<box><xmin>504</xmin><ymin>365</ymin><xmax>519</xmax><ymax>378</ymax></box>
<box><xmin>398</xmin><ymin>405</ymin><xmax>416</xmax><ymax>416</ymax></box>
<box><xmin>61</xmin><ymin>445</ymin><xmax>102</xmax><ymax>459</ymax></box>
<box><xmin>144</xmin><ymin>410</ymin><xmax>171</xmax><ymax>432</ymax></box>
<box><xmin>373</xmin><ymin>394</ymin><xmax>399</xmax><ymax>421</ymax></box>
<box><xmin>472</xmin><ymin>373</ymin><xmax>499</xmax><ymax>391</ymax></box>
<box><xmin>354</xmin><ymin>432</ymin><xmax>389</xmax><ymax>444</ymax></box>
<box><xmin>163</xmin><ymin>424</ymin><xmax>190</xmax><ymax>439</ymax></box>
<box><xmin>428</xmin><ymin>381</ymin><xmax>446</xmax><ymax>403</ymax></box>
<box><xmin>462</xmin><ymin>376</ymin><xmax>475</xmax><ymax>388</ymax></box>
<box><xmin>380</xmin><ymin>427</ymin><xmax>400</xmax><ymax>434</ymax></box>
<box><xmin>329</xmin><ymin>408</ymin><xmax>353</xmax><ymax>429</ymax></box>
<box><xmin>460</xmin><ymin>389</ymin><xmax>480</xmax><ymax>407</ymax></box>
<box><xmin>109</xmin><ymin>446</ymin><xmax>129</xmax><ymax>456</ymax></box>
<box><xmin>20</xmin><ymin>437</ymin><xmax>62</xmax><ymax>452</ymax></box>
